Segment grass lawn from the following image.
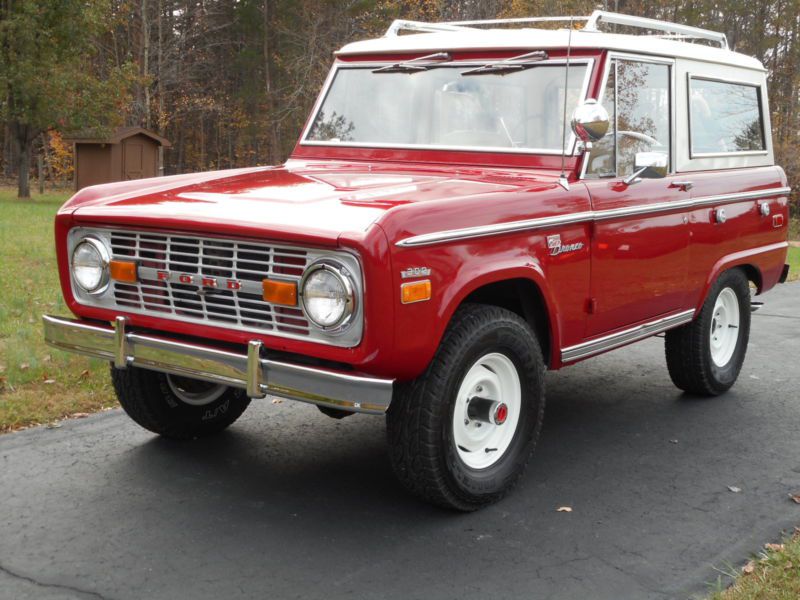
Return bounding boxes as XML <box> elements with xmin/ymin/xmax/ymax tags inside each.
<box><xmin>0</xmin><ymin>187</ymin><xmax>116</xmax><ymax>432</ymax></box>
<box><xmin>787</xmin><ymin>246</ymin><xmax>800</xmax><ymax>282</ymax></box>
<box><xmin>707</xmin><ymin>530</ymin><xmax>800</xmax><ymax>599</ymax></box>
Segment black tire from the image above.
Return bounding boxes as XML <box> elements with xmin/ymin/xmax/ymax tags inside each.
<box><xmin>111</xmin><ymin>366</ymin><xmax>251</xmax><ymax>440</ymax></box>
<box><xmin>386</xmin><ymin>304</ymin><xmax>546</xmax><ymax>511</ymax></box>
<box><xmin>665</xmin><ymin>268</ymin><xmax>751</xmax><ymax>396</ymax></box>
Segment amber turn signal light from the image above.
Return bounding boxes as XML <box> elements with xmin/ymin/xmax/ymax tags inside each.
<box><xmin>401</xmin><ymin>280</ymin><xmax>431</xmax><ymax>304</ymax></box>
<box><xmin>263</xmin><ymin>279</ymin><xmax>298</xmax><ymax>306</ymax></box>
<box><xmin>109</xmin><ymin>260</ymin><xmax>138</xmax><ymax>283</ymax></box>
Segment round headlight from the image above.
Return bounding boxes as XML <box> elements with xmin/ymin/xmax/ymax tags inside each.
<box><xmin>71</xmin><ymin>237</ymin><xmax>110</xmax><ymax>294</ymax></box>
<box><xmin>300</xmin><ymin>262</ymin><xmax>355</xmax><ymax>330</ymax></box>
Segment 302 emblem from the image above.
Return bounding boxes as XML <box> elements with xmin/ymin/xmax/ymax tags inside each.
<box><xmin>546</xmin><ymin>234</ymin><xmax>584</xmax><ymax>257</ymax></box>
<box><xmin>401</xmin><ymin>267</ymin><xmax>432</xmax><ymax>279</ymax></box>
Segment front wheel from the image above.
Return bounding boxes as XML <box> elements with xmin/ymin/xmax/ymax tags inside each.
<box><xmin>386</xmin><ymin>304</ymin><xmax>545</xmax><ymax>511</ymax></box>
<box><xmin>111</xmin><ymin>367</ymin><xmax>251</xmax><ymax>440</ymax></box>
<box><xmin>665</xmin><ymin>268</ymin><xmax>751</xmax><ymax>396</ymax></box>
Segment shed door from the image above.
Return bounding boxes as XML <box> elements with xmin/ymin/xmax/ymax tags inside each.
<box><xmin>122</xmin><ymin>139</ymin><xmax>145</xmax><ymax>180</ymax></box>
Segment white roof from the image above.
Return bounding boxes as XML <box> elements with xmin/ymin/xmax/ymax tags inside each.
<box><xmin>336</xmin><ymin>28</ymin><xmax>764</xmax><ymax>71</ymax></box>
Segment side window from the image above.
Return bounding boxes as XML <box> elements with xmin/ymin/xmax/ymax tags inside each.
<box><xmin>689</xmin><ymin>78</ymin><xmax>765</xmax><ymax>155</ymax></box>
<box><xmin>586</xmin><ymin>64</ymin><xmax>616</xmax><ymax>177</ymax></box>
<box><xmin>586</xmin><ymin>59</ymin><xmax>671</xmax><ymax>178</ymax></box>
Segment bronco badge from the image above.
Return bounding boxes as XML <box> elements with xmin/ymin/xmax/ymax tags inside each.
<box><xmin>547</xmin><ymin>234</ymin><xmax>584</xmax><ymax>257</ymax></box>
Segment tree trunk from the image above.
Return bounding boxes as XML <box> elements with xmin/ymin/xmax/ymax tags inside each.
<box><xmin>141</xmin><ymin>0</ymin><xmax>151</xmax><ymax>129</ymax></box>
<box><xmin>10</xmin><ymin>120</ymin><xmax>39</xmax><ymax>199</ymax></box>
<box><xmin>2</xmin><ymin>124</ymin><xmax>14</xmax><ymax>179</ymax></box>
<box><xmin>263</xmin><ymin>0</ymin><xmax>281</xmax><ymax>163</ymax></box>
<box><xmin>16</xmin><ymin>138</ymin><xmax>32</xmax><ymax>199</ymax></box>
<box><xmin>38</xmin><ymin>154</ymin><xmax>44</xmax><ymax>194</ymax></box>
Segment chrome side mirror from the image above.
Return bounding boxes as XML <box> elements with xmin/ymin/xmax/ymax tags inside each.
<box><xmin>629</xmin><ymin>151</ymin><xmax>668</xmax><ymax>182</ymax></box>
<box><xmin>570</xmin><ymin>99</ymin><xmax>610</xmax><ymax>143</ymax></box>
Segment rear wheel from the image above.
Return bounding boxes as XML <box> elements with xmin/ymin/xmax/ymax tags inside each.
<box><xmin>386</xmin><ymin>304</ymin><xmax>545</xmax><ymax>511</ymax></box>
<box><xmin>665</xmin><ymin>269</ymin><xmax>751</xmax><ymax>396</ymax></box>
<box><xmin>111</xmin><ymin>367</ymin><xmax>251</xmax><ymax>440</ymax></box>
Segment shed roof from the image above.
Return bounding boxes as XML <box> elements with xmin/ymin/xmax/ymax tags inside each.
<box><xmin>63</xmin><ymin>126</ymin><xmax>171</xmax><ymax>148</ymax></box>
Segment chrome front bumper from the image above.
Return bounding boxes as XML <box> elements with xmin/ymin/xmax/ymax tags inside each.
<box><xmin>42</xmin><ymin>315</ymin><xmax>394</xmax><ymax>414</ymax></box>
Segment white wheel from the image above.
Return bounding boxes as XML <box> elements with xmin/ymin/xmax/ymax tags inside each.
<box><xmin>709</xmin><ymin>287</ymin><xmax>740</xmax><ymax>367</ymax></box>
<box><xmin>452</xmin><ymin>352</ymin><xmax>521</xmax><ymax>470</ymax></box>
<box><xmin>166</xmin><ymin>375</ymin><xmax>227</xmax><ymax>406</ymax></box>
<box><xmin>387</xmin><ymin>304</ymin><xmax>545</xmax><ymax>510</ymax></box>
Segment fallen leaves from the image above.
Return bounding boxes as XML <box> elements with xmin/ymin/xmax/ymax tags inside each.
<box><xmin>271</xmin><ymin>398</ymin><xmax>283</xmax><ymax>404</ymax></box>
<box><xmin>789</xmin><ymin>492</ymin><xmax>800</xmax><ymax>504</ymax></box>
<box><xmin>556</xmin><ymin>506</ymin><xmax>573</xmax><ymax>513</ymax></box>
<box><xmin>765</xmin><ymin>543</ymin><xmax>785</xmax><ymax>552</ymax></box>
<box><xmin>71</xmin><ymin>412</ymin><xmax>90</xmax><ymax>419</ymax></box>
<box><xmin>19</xmin><ymin>362</ymin><xmax>29</xmax><ymax>371</ymax></box>
<box><xmin>742</xmin><ymin>561</ymin><xmax>755</xmax><ymax>575</ymax></box>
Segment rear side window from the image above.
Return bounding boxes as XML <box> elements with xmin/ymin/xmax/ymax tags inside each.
<box><xmin>689</xmin><ymin>78</ymin><xmax>765</xmax><ymax>156</ymax></box>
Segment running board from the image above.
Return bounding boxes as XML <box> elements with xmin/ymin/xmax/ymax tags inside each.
<box><xmin>561</xmin><ymin>310</ymin><xmax>695</xmax><ymax>363</ymax></box>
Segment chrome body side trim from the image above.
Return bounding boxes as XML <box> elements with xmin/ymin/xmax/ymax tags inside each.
<box><xmin>396</xmin><ymin>211</ymin><xmax>595</xmax><ymax>247</ymax></box>
<box><xmin>42</xmin><ymin>315</ymin><xmax>393</xmax><ymax>414</ymax></box>
<box><xmin>561</xmin><ymin>309</ymin><xmax>695</xmax><ymax>363</ymax></box>
<box><xmin>690</xmin><ymin>187</ymin><xmax>791</xmax><ymax>207</ymax></box>
<box><xmin>395</xmin><ymin>186</ymin><xmax>792</xmax><ymax>247</ymax></box>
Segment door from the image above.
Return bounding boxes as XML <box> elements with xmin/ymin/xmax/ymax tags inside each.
<box><xmin>122</xmin><ymin>138</ymin><xmax>145</xmax><ymax>180</ymax></box>
<box><xmin>582</xmin><ymin>56</ymin><xmax>691</xmax><ymax>336</ymax></box>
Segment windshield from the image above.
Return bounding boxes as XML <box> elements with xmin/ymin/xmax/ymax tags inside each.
<box><xmin>303</xmin><ymin>62</ymin><xmax>591</xmax><ymax>153</ymax></box>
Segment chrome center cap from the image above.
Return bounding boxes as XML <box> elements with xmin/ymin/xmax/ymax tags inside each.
<box><xmin>467</xmin><ymin>397</ymin><xmax>508</xmax><ymax>426</ymax></box>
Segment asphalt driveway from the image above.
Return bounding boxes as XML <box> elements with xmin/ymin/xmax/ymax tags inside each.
<box><xmin>1</xmin><ymin>283</ymin><xmax>799</xmax><ymax>600</ymax></box>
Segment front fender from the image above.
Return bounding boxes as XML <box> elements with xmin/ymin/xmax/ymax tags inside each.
<box><xmin>388</xmin><ymin>237</ymin><xmax>564</xmax><ymax>381</ymax></box>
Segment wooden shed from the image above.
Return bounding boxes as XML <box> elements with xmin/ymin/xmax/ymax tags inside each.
<box><xmin>64</xmin><ymin>127</ymin><xmax>171</xmax><ymax>190</ymax></box>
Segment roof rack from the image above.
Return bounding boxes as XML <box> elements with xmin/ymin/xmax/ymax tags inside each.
<box><xmin>385</xmin><ymin>10</ymin><xmax>729</xmax><ymax>50</ymax></box>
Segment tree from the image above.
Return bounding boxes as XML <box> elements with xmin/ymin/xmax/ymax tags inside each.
<box><xmin>0</xmin><ymin>0</ymin><xmax>134</xmax><ymax>198</ymax></box>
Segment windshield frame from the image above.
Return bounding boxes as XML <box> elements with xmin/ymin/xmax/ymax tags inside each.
<box><xmin>299</xmin><ymin>57</ymin><xmax>595</xmax><ymax>156</ymax></box>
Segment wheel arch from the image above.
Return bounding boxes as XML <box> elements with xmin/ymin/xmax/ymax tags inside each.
<box><xmin>441</xmin><ymin>267</ymin><xmax>558</xmax><ymax>368</ymax></box>
<box><xmin>695</xmin><ymin>247</ymin><xmax>778</xmax><ymax>312</ymax></box>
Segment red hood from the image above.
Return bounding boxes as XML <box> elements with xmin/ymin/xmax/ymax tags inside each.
<box><xmin>61</xmin><ymin>160</ymin><xmax>560</xmax><ymax>246</ymax></box>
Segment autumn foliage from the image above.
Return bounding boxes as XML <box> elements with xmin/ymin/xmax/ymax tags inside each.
<box><xmin>0</xmin><ymin>0</ymin><xmax>798</xmax><ymax>218</ymax></box>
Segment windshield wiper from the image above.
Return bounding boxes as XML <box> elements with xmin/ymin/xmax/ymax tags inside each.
<box><xmin>461</xmin><ymin>50</ymin><xmax>549</xmax><ymax>76</ymax></box>
<box><xmin>373</xmin><ymin>52</ymin><xmax>452</xmax><ymax>73</ymax></box>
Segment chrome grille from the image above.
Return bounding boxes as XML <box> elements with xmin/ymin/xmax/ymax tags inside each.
<box><xmin>108</xmin><ymin>230</ymin><xmax>312</xmax><ymax>336</ymax></box>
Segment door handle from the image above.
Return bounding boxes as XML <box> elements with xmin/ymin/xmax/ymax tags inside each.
<box><xmin>670</xmin><ymin>181</ymin><xmax>693</xmax><ymax>191</ymax></box>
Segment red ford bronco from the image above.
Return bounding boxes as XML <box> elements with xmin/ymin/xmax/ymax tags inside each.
<box><xmin>45</xmin><ymin>11</ymin><xmax>792</xmax><ymax>510</ymax></box>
